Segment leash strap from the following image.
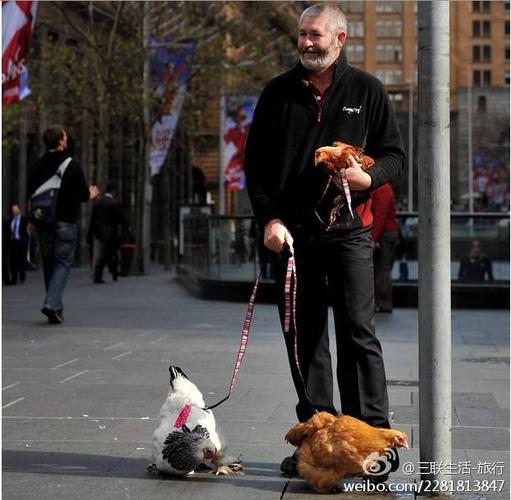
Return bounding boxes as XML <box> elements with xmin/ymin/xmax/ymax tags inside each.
<box><xmin>338</xmin><ymin>168</ymin><xmax>354</xmax><ymax>219</ymax></box>
<box><xmin>205</xmin><ymin>272</ymin><xmax>261</xmax><ymax>410</ymax></box>
<box><xmin>206</xmin><ymin>249</ymin><xmax>314</xmax><ymax>413</ymax></box>
<box><xmin>283</xmin><ymin>254</ymin><xmax>314</xmax><ymax>410</ymax></box>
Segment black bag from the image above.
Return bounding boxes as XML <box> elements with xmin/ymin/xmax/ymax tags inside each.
<box><xmin>29</xmin><ymin>157</ymin><xmax>72</xmax><ymax>227</ymax></box>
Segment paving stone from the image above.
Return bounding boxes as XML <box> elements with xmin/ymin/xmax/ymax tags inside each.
<box><xmin>2</xmin><ymin>267</ymin><xmax>509</xmax><ymax>500</ymax></box>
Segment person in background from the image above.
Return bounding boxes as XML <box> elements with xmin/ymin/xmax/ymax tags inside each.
<box><xmin>370</xmin><ymin>183</ymin><xmax>399</xmax><ymax>313</ymax></box>
<box><xmin>8</xmin><ymin>204</ymin><xmax>29</xmax><ymax>285</ymax></box>
<box><xmin>458</xmin><ymin>240</ymin><xmax>494</xmax><ymax>283</ymax></box>
<box><xmin>29</xmin><ymin>125</ymin><xmax>98</xmax><ymax>324</ymax></box>
<box><xmin>89</xmin><ymin>181</ymin><xmax>129</xmax><ymax>284</ymax></box>
<box><xmin>3</xmin><ymin>214</ymin><xmax>13</xmax><ymax>285</ymax></box>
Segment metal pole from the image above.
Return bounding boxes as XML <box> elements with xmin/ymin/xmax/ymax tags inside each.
<box><xmin>142</xmin><ymin>1</ymin><xmax>152</xmax><ymax>274</ymax></box>
<box><xmin>408</xmin><ymin>76</ymin><xmax>414</xmax><ymax>212</ymax></box>
<box><xmin>417</xmin><ymin>1</ymin><xmax>452</xmax><ymax>494</ymax></box>
<box><xmin>219</xmin><ymin>91</ymin><xmax>226</xmax><ymax>215</ymax></box>
<box><xmin>467</xmin><ymin>74</ymin><xmax>473</xmax><ymax>213</ymax></box>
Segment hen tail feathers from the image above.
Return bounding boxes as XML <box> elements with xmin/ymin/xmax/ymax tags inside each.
<box><xmin>285</xmin><ymin>412</ymin><xmax>337</xmax><ymax>446</ymax></box>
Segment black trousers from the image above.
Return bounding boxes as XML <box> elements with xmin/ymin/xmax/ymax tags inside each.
<box><xmin>275</xmin><ymin>227</ymin><xmax>390</xmax><ymax>428</ymax></box>
<box><xmin>374</xmin><ymin>230</ymin><xmax>399</xmax><ymax>311</ymax></box>
<box><xmin>9</xmin><ymin>240</ymin><xmax>27</xmax><ymax>284</ymax></box>
<box><xmin>94</xmin><ymin>239</ymin><xmax>118</xmax><ymax>280</ymax></box>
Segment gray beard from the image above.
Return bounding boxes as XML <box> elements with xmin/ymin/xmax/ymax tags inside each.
<box><xmin>299</xmin><ymin>47</ymin><xmax>338</xmax><ymax>72</ymax></box>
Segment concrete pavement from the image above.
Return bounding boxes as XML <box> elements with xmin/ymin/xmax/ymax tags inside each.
<box><xmin>2</xmin><ymin>266</ymin><xmax>509</xmax><ymax>499</ymax></box>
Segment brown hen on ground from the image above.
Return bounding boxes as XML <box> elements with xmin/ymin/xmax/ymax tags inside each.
<box><xmin>285</xmin><ymin>412</ymin><xmax>408</xmax><ymax>493</ymax></box>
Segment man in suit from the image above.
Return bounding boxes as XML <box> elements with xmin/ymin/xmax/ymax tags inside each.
<box><xmin>89</xmin><ymin>181</ymin><xmax>128</xmax><ymax>284</ymax></box>
<box><xmin>9</xmin><ymin>204</ymin><xmax>28</xmax><ymax>285</ymax></box>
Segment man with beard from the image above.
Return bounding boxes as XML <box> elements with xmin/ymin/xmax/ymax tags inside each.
<box><xmin>245</xmin><ymin>3</ymin><xmax>405</xmax><ymax>478</ymax></box>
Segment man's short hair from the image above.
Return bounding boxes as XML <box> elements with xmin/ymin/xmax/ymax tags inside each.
<box><xmin>299</xmin><ymin>3</ymin><xmax>347</xmax><ymax>34</ymax></box>
<box><xmin>43</xmin><ymin>126</ymin><xmax>65</xmax><ymax>150</ymax></box>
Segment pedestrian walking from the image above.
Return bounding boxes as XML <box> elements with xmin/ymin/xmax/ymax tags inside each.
<box><xmin>28</xmin><ymin>125</ymin><xmax>98</xmax><ymax>324</ymax></box>
<box><xmin>8</xmin><ymin>204</ymin><xmax>29</xmax><ymax>285</ymax></box>
<box><xmin>370</xmin><ymin>183</ymin><xmax>400</xmax><ymax>313</ymax></box>
<box><xmin>89</xmin><ymin>181</ymin><xmax>128</xmax><ymax>284</ymax></box>
<box><xmin>245</xmin><ymin>3</ymin><xmax>405</xmax><ymax>477</ymax></box>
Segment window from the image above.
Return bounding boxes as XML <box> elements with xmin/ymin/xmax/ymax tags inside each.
<box><xmin>482</xmin><ymin>45</ymin><xmax>491</xmax><ymax>62</ymax></box>
<box><xmin>376</xmin><ymin>44</ymin><xmax>402</xmax><ymax>62</ymax></box>
<box><xmin>376</xmin><ymin>20</ymin><xmax>402</xmax><ymax>37</ymax></box>
<box><xmin>505</xmin><ymin>69</ymin><xmax>510</xmax><ymax>86</ymax></box>
<box><xmin>349</xmin><ymin>21</ymin><xmax>365</xmax><ymax>38</ymax></box>
<box><xmin>506</xmin><ymin>21</ymin><xmax>510</xmax><ymax>35</ymax></box>
<box><xmin>346</xmin><ymin>44</ymin><xmax>364</xmax><ymax>62</ymax></box>
<box><xmin>341</xmin><ymin>1</ymin><xmax>364</xmax><ymax>13</ymax></box>
<box><xmin>506</xmin><ymin>46</ymin><xmax>510</xmax><ymax>61</ymax></box>
<box><xmin>477</xmin><ymin>95</ymin><xmax>487</xmax><ymax>111</ymax></box>
<box><xmin>473</xmin><ymin>70</ymin><xmax>481</xmax><ymax>86</ymax></box>
<box><xmin>375</xmin><ymin>69</ymin><xmax>403</xmax><ymax>84</ymax></box>
<box><xmin>473</xmin><ymin>46</ymin><xmax>481</xmax><ymax>62</ymax></box>
<box><xmin>505</xmin><ymin>2</ymin><xmax>510</xmax><ymax>11</ymax></box>
<box><xmin>375</xmin><ymin>1</ymin><xmax>402</xmax><ymax>13</ymax></box>
<box><xmin>483</xmin><ymin>70</ymin><xmax>491</xmax><ymax>85</ymax></box>
<box><xmin>473</xmin><ymin>1</ymin><xmax>491</xmax><ymax>11</ymax></box>
<box><xmin>473</xmin><ymin>21</ymin><xmax>492</xmax><ymax>37</ymax></box>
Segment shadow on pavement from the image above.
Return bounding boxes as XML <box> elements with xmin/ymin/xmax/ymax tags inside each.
<box><xmin>2</xmin><ymin>450</ymin><xmax>294</xmax><ymax>493</ymax></box>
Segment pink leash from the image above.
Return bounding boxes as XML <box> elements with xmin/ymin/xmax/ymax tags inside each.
<box><xmin>337</xmin><ymin>168</ymin><xmax>354</xmax><ymax>219</ymax></box>
<box><xmin>206</xmin><ymin>246</ymin><xmax>312</xmax><ymax>411</ymax></box>
<box><xmin>205</xmin><ymin>271</ymin><xmax>261</xmax><ymax>410</ymax></box>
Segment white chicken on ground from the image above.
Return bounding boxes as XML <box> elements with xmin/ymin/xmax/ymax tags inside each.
<box><xmin>149</xmin><ymin>365</ymin><xmax>243</xmax><ymax>476</ymax></box>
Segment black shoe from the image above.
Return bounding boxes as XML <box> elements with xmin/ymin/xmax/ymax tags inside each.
<box><xmin>41</xmin><ymin>306</ymin><xmax>63</xmax><ymax>324</ymax></box>
<box><xmin>93</xmin><ymin>278</ymin><xmax>106</xmax><ymax>284</ymax></box>
<box><xmin>280</xmin><ymin>452</ymin><xmax>298</xmax><ymax>477</ymax></box>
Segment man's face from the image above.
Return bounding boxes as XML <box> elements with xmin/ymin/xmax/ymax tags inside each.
<box><xmin>11</xmin><ymin>205</ymin><xmax>20</xmax><ymax>216</ymax></box>
<box><xmin>59</xmin><ymin>131</ymin><xmax>68</xmax><ymax>151</ymax></box>
<box><xmin>298</xmin><ymin>14</ymin><xmax>344</xmax><ymax>72</ymax></box>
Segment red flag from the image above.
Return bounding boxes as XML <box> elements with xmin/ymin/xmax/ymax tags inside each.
<box><xmin>2</xmin><ymin>0</ymin><xmax>38</xmax><ymax>105</ymax></box>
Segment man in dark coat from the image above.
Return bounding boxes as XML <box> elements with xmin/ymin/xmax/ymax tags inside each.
<box><xmin>29</xmin><ymin>125</ymin><xmax>98</xmax><ymax>324</ymax></box>
<box><xmin>245</xmin><ymin>3</ymin><xmax>405</xmax><ymax>477</ymax></box>
<box><xmin>89</xmin><ymin>181</ymin><xmax>128</xmax><ymax>283</ymax></box>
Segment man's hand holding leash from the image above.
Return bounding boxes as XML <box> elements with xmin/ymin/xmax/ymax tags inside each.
<box><xmin>264</xmin><ymin>218</ymin><xmax>294</xmax><ymax>255</ymax></box>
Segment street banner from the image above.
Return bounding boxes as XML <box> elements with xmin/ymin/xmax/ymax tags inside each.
<box><xmin>2</xmin><ymin>0</ymin><xmax>38</xmax><ymax>105</ymax></box>
<box><xmin>149</xmin><ymin>38</ymin><xmax>195</xmax><ymax>176</ymax></box>
<box><xmin>222</xmin><ymin>95</ymin><xmax>257</xmax><ymax>191</ymax></box>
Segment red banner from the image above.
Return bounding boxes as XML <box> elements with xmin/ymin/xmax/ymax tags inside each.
<box><xmin>2</xmin><ymin>0</ymin><xmax>38</xmax><ymax>105</ymax></box>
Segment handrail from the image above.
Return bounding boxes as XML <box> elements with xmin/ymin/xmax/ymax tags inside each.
<box><xmin>183</xmin><ymin>211</ymin><xmax>510</xmax><ymax>221</ymax></box>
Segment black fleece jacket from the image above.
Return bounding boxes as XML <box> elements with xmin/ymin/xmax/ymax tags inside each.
<box><xmin>245</xmin><ymin>52</ymin><xmax>406</xmax><ymax>233</ymax></box>
<box><xmin>29</xmin><ymin>150</ymin><xmax>90</xmax><ymax>224</ymax></box>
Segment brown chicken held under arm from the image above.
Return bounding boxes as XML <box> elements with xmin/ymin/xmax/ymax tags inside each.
<box><xmin>314</xmin><ymin>141</ymin><xmax>375</xmax><ymax>174</ymax></box>
<box><xmin>285</xmin><ymin>412</ymin><xmax>408</xmax><ymax>493</ymax></box>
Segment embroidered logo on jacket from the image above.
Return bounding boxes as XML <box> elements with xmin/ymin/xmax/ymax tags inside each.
<box><xmin>342</xmin><ymin>105</ymin><xmax>362</xmax><ymax>115</ymax></box>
